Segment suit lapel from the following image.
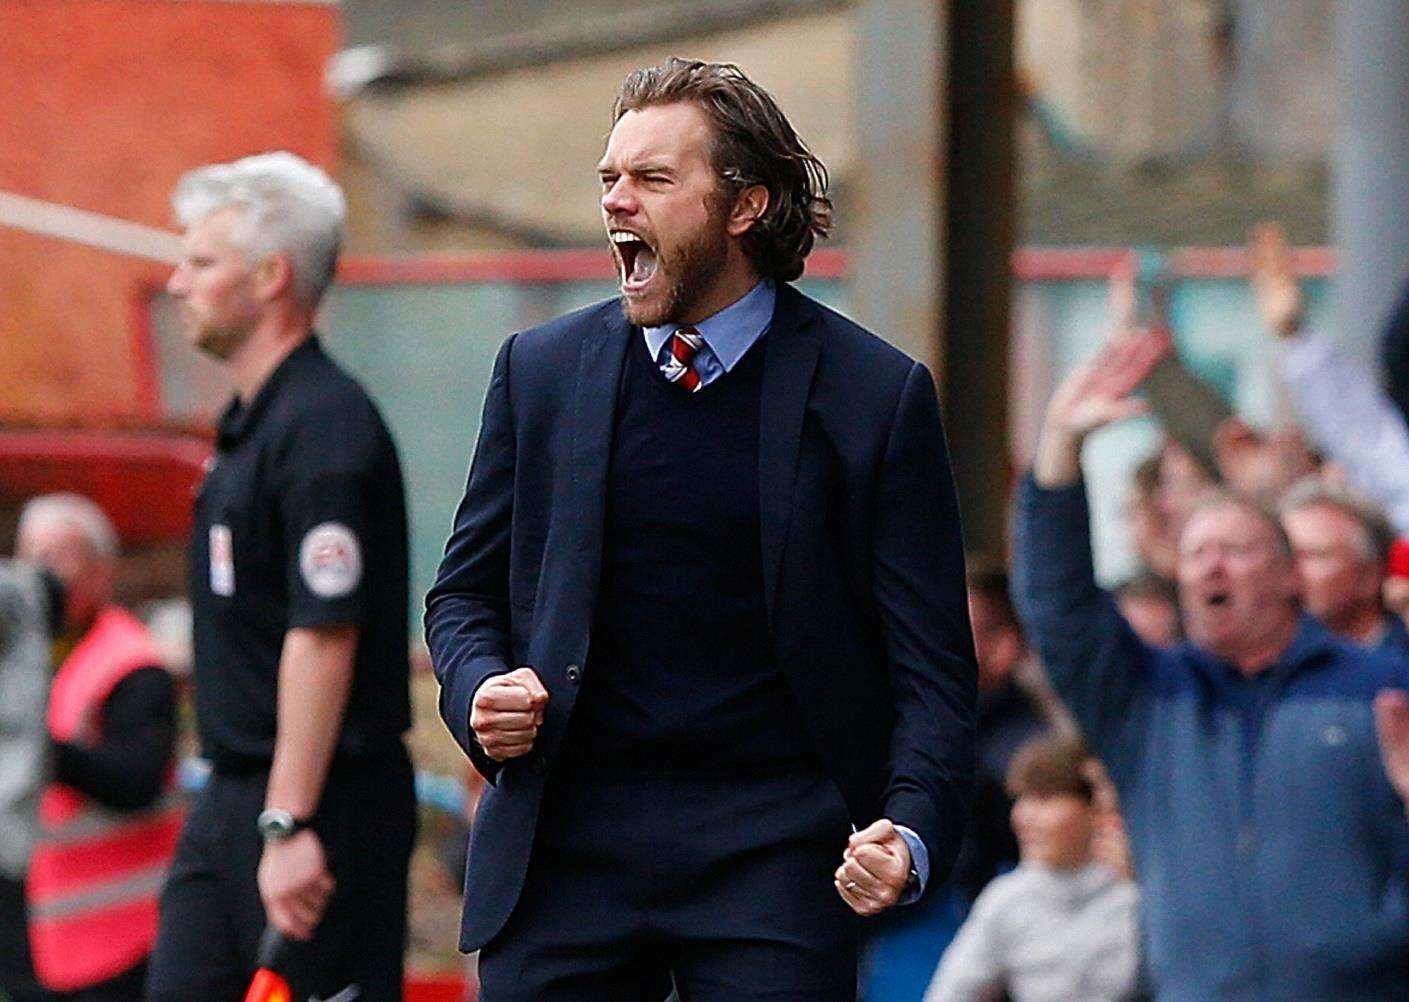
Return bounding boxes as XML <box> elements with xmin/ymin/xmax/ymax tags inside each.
<box><xmin>758</xmin><ymin>285</ymin><xmax>821</xmax><ymax>624</ymax></box>
<box><xmin>560</xmin><ymin>306</ymin><xmax>632</xmax><ymax>605</ymax></box>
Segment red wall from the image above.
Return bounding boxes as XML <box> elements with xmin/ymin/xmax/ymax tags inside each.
<box><xmin>0</xmin><ymin>0</ymin><xmax>339</xmax><ymax>425</ymax></box>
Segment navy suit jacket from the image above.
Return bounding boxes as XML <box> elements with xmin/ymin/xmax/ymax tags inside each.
<box><xmin>426</xmin><ymin>283</ymin><xmax>977</xmax><ymax>950</ymax></box>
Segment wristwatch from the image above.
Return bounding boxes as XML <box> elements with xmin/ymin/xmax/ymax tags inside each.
<box><xmin>256</xmin><ymin>807</ymin><xmax>314</xmax><ymax>843</ymax></box>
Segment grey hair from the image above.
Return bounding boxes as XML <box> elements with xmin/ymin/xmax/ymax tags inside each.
<box><xmin>18</xmin><ymin>493</ymin><xmax>120</xmax><ymax>563</ymax></box>
<box><xmin>172</xmin><ymin>151</ymin><xmax>346</xmax><ymax>305</ymax></box>
<box><xmin>1278</xmin><ymin>476</ymin><xmax>1396</xmax><ymax>567</ymax></box>
<box><xmin>1184</xmin><ymin>490</ymin><xmax>1294</xmax><ymax>561</ymax></box>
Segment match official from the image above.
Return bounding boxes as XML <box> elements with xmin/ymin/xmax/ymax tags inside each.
<box><xmin>146</xmin><ymin>153</ymin><xmax>415</xmax><ymax>1001</ymax></box>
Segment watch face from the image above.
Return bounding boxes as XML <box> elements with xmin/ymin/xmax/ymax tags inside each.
<box><xmin>258</xmin><ymin>808</ymin><xmax>296</xmax><ymax>840</ymax></box>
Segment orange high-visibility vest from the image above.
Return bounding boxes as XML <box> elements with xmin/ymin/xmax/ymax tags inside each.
<box><xmin>25</xmin><ymin>606</ymin><xmax>184</xmax><ymax>992</ymax></box>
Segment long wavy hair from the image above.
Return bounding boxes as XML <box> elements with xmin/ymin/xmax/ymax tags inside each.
<box><xmin>614</xmin><ymin>58</ymin><xmax>832</xmax><ymax>283</ymax></box>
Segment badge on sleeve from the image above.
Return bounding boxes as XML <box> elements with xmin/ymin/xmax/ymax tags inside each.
<box><xmin>299</xmin><ymin>522</ymin><xmax>363</xmax><ymax>599</ymax></box>
<box><xmin>209</xmin><ymin>524</ymin><xmax>235</xmax><ymax>596</ymax></box>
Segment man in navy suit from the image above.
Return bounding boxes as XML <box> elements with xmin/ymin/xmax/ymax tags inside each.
<box><xmin>426</xmin><ymin>57</ymin><xmax>977</xmax><ymax>1001</ymax></box>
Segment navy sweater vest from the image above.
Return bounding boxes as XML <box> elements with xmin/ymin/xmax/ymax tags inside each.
<box><xmin>559</xmin><ymin>330</ymin><xmax>816</xmax><ymax>776</ymax></box>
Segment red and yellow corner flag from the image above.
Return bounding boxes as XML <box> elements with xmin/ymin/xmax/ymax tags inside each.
<box><xmin>243</xmin><ymin>926</ymin><xmax>291</xmax><ymax>1002</ymax></box>
<box><xmin>243</xmin><ymin>968</ymin><xmax>292</xmax><ymax>1002</ymax></box>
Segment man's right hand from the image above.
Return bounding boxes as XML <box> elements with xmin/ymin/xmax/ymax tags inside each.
<box><xmin>470</xmin><ymin>667</ymin><xmax>549</xmax><ymax>761</ymax></box>
<box><xmin>1249</xmin><ymin>221</ymin><xmax>1304</xmax><ymax>338</ymax></box>
<box><xmin>1033</xmin><ymin>333</ymin><xmax>1164</xmax><ymax>488</ymax></box>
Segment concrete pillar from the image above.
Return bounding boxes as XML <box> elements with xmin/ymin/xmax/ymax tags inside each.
<box><xmin>850</xmin><ymin>0</ymin><xmax>947</xmax><ymax>372</ymax></box>
<box><xmin>852</xmin><ymin>0</ymin><xmax>1016</xmax><ymax>561</ymax></box>
<box><xmin>1332</xmin><ymin>1</ymin><xmax>1409</xmax><ymax>363</ymax></box>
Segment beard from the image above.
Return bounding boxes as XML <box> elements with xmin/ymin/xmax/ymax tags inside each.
<box><xmin>178</xmin><ymin>301</ymin><xmax>256</xmax><ymax>361</ymax></box>
<box><xmin>620</xmin><ymin>208</ymin><xmax>732</xmax><ymax>328</ymax></box>
<box><xmin>192</xmin><ymin>323</ymin><xmax>254</xmax><ymax>360</ymax></box>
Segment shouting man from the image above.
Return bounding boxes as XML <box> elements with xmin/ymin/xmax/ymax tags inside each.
<box><xmin>426</xmin><ymin>59</ymin><xmax>977</xmax><ymax>1000</ymax></box>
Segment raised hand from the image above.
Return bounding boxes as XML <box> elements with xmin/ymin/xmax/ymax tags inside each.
<box><xmin>1033</xmin><ymin>333</ymin><xmax>1166</xmax><ymax>487</ymax></box>
<box><xmin>471</xmin><ymin>666</ymin><xmax>549</xmax><ymax>762</ymax></box>
<box><xmin>1249</xmin><ymin>221</ymin><xmax>1304</xmax><ymax>338</ymax></box>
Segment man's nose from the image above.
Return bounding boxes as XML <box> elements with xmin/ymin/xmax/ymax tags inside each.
<box><xmin>601</xmin><ymin>178</ymin><xmax>636</xmax><ymax>216</ymax></box>
<box><xmin>166</xmin><ymin>266</ymin><xmax>186</xmax><ymax>296</ymax></box>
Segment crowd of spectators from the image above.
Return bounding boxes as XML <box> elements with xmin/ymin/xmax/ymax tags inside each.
<box><xmin>917</xmin><ymin>223</ymin><xmax>1409</xmax><ymax>1001</ymax></box>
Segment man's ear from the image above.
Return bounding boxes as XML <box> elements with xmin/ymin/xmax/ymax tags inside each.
<box><xmin>727</xmin><ymin>184</ymin><xmax>770</xmax><ymax>238</ymax></box>
<box><xmin>254</xmin><ymin>252</ymin><xmax>295</xmax><ymax>303</ymax></box>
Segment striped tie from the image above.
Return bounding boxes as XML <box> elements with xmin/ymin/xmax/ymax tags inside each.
<box><xmin>662</xmin><ymin>327</ymin><xmax>704</xmax><ymax>393</ymax></box>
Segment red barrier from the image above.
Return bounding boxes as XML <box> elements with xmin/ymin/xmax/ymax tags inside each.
<box><xmin>406</xmin><ymin>974</ymin><xmax>472</xmax><ymax>1002</ymax></box>
<box><xmin>0</xmin><ymin>428</ymin><xmax>210</xmax><ymax>545</ymax></box>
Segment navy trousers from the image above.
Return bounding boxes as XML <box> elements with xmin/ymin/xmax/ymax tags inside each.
<box><xmin>478</xmin><ymin>769</ymin><xmax>860</xmax><ymax>1001</ymax></box>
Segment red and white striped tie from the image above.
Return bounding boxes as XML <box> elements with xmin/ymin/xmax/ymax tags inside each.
<box><xmin>662</xmin><ymin>327</ymin><xmax>705</xmax><ymax>392</ymax></box>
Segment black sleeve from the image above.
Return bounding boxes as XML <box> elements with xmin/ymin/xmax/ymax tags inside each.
<box><xmin>53</xmin><ymin>667</ymin><xmax>176</xmax><ymax>811</ymax></box>
<box><xmin>1382</xmin><ymin>276</ymin><xmax>1409</xmax><ymax>429</ymax></box>
<box><xmin>275</xmin><ymin>401</ymin><xmax>376</xmax><ymax>630</ymax></box>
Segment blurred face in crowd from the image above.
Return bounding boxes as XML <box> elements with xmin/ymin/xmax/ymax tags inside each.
<box><xmin>599</xmin><ymin>101</ymin><xmax>754</xmax><ymax>327</ymax></box>
<box><xmin>968</xmin><ymin>589</ymin><xmax>1024</xmax><ymax>691</ymax></box>
<box><xmin>1282</xmin><ymin>503</ymin><xmax>1383</xmax><ymax>636</ymax></box>
<box><xmin>1130</xmin><ymin>442</ymin><xmax>1212</xmax><ymax>581</ymax></box>
<box><xmin>1156</xmin><ymin>442</ymin><xmax>1214</xmax><ymax>533</ymax></box>
<box><xmin>16</xmin><ymin>516</ymin><xmax>113</xmax><ymax>636</ymax></box>
<box><xmin>166</xmin><ymin>205</ymin><xmax>262</xmax><ymax>359</ymax></box>
<box><xmin>1011</xmin><ymin>792</ymin><xmax>1095</xmax><ymax>870</ymax></box>
<box><xmin>1214</xmin><ymin>420</ymin><xmax>1320</xmax><ymax>505</ymax></box>
<box><xmin>1177</xmin><ymin>501</ymin><xmax>1300</xmax><ymax>670</ymax></box>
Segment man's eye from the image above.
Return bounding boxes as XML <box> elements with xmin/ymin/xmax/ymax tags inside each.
<box><xmin>599</xmin><ymin>175</ymin><xmax>618</xmax><ymax>189</ymax></box>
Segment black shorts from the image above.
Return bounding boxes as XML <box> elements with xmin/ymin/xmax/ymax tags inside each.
<box><xmin>145</xmin><ymin>746</ymin><xmax>415</xmax><ymax>1001</ymax></box>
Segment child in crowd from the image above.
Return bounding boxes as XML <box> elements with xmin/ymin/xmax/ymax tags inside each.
<box><xmin>925</xmin><ymin>736</ymin><xmax>1141</xmax><ymax>1002</ymax></box>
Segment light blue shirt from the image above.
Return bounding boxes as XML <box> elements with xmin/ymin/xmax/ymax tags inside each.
<box><xmin>643</xmin><ymin>278</ymin><xmax>931</xmax><ymax>903</ymax></box>
<box><xmin>643</xmin><ymin>279</ymin><xmax>776</xmax><ymax>387</ymax></box>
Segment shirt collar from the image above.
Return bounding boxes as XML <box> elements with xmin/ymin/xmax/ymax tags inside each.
<box><xmin>216</xmin><ymin>335</ymin><xmax>323</xmax><ymax>450</ymax></box>
<box><xmin>642</xmin><ymin>279</ymin><xmax>776</xmax><ymax>370</ymax></box>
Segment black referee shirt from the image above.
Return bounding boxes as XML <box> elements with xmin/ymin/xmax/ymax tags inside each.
<box><xmin>189</xmin><ymin>336</ymin><xmax>411</xmax><ymax>773</ymax></box>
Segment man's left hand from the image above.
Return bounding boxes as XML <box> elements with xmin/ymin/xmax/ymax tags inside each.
<box><xmin>258</xmin><ymin>828</ymin><xmax>335</xmax><ymax>941</ymax></box>
<box><xmin>834</xmin><ymin>819</ymin><xmax>911</xmax><ymax>917</ymax></box>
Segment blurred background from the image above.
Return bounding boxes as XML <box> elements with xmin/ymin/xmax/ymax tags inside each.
<box><xmin>1</xmin><ymin>1</ymin><xmax>1401</xmax><ymax>998</ymax></box>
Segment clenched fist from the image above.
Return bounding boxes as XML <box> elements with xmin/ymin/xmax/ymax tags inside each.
<box><xmin>471</xmin><ymin>666</ymin><xmax>549</xmax><ymax>761</ymax></box>
<box><xmin>834</xmin><ymin>819</ymin><xmax>912</xmax><ymax>917</ymax></box>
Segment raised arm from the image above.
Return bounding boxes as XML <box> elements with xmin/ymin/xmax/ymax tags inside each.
<box><xmin>1252</xmin><ymin>223</ymin><xmax>1409</xmax><ymax>534</ymax></box>
<box><xmin>1013</xmin><ymin>337</ymin><xmax>1161</xmax><ymax>778</ymax></box>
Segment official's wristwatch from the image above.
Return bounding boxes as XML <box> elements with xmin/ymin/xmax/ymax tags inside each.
<box><xmin>256</xmin><ymin>807</ymin><xmax>314</xmax><ymax>843</ymax></box>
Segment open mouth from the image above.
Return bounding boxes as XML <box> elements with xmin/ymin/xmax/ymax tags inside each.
<box><xmin>611</xmin><ymin>230</ymin><xmax>657</xmax><ymax>292</ymax></box>
<box><xmin>1205</xmin><ymin>592</ymin><xmax>1230</xmax><ymax>609</ymax></box>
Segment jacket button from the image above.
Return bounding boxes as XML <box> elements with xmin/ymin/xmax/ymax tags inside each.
<box><xmin>566</xmin><ymin>664</ymin><xmax>582</xmax><ymax>684</ymax></box>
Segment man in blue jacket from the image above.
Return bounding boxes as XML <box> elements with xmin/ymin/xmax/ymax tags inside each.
<box><xmin>425</xmin><ymin>58</ymin><xmax>976</xmax><ymax>1000</ymax></box>
<box><xmin>1013</xmin><ymin>333</ymin><xmax>1409</xmax><ymax>1000</ymax></box>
